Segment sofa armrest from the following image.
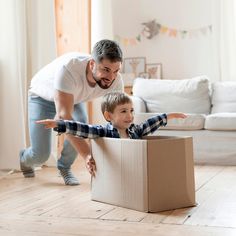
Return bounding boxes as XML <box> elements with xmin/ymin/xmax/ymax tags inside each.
<box><xmin>131</xmin><ymin>96</ymin><xmax>147</xmax><ymax>113</ymax></box>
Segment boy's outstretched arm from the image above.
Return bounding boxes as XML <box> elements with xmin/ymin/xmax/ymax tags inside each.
<box><xmin>36</xmin><ymin>119</ymin><xmax>58</xmax><ymax>129</ymax></box>
<box><xmin>37</xmin><ymin>119</ymin><xmax>107</xmax><ymax>139</ymax></box>
<box><xmin>137</xmin><ymin>112</ymin><xmax>187</xmax><ymax>137</ymax></box>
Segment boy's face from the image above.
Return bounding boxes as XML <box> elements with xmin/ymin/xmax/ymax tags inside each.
<box><xmin>106</xmin><ymin>102</ymin><xmax>134</xmax><ymax>130</ymax></box>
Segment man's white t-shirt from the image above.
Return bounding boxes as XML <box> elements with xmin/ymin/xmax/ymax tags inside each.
<box><xmin>29</xmin><ymin>52</ymin><xmax>124</xmax><ymax>104</ymax></box>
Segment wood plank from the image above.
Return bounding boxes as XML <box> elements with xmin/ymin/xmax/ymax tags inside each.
<box><xmin>162</xmin><ymin>165</ymin><xmax>227</xmax><ymax>225</ymax></box>
<box><xmin>184</xmin><ymin>166</ymin><xmax>236</xmax><ymax>227</ymax></box>
<box><xmin>39</xmin><ymin>191</ymin><xmax>114</xmax><ymax>219</ymax></box>
<box><xmin>186</xmin><ymin>188</ymin><xmax>236</xmax><ymax>227</ymax></box>
<box><xmin>59</xmin><ymin>199</ymin><xmax>115</xmax><ymax>219</ymax></box>
<box><xmin>100</xmin><ymin>207</ymin><xmax>147</xmax><ymax>222</ymax></box>
<box><xmin>194</xmin><ymin>165</ymin><xmax>225</xmax><ymax>190</ymax></box>
<box><xmin>1</xmin><ymin>165</ymin><xmax>236</xmax><ymax>235</ymax></box>
<box><xmin>0</xmin><ymin>231</ymin><xmax>60</xmax><ymax>236</ymax></box>
<box><xmin>141</xmin><ymin>210</ymin><xmax>173</xmax><ymax>223</ymax></box>
<box><xmin>1</xmin><ymin>215</ymin><xmax>236</xmax><ymax>236</ymax></box>
<box><xmin>162</xmin><ymin>188</ymin><xmax>214</xmax><ymax>224</ymax></box>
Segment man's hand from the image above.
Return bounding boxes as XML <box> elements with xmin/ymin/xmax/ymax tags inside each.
<box><xmin>85</xmin><ymin>155</ymin><xmax>96</xmax><ymax>177</ymax></box>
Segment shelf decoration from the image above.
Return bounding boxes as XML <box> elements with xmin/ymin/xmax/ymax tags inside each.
<box><xmin>123</xmin><ymin>57</ymin><xmax>146</xmax><ymax>77</ymax></box>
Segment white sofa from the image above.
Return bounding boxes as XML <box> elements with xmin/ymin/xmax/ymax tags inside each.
<box><xmin>131</xmin><ymin>76</ymin><xmax>236</xmax><ymax>165</ymax></box>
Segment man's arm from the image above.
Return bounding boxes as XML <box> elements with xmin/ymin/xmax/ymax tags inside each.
<box><xmin>54</xmin><ymin>90</ymin><xmax>95</xmax><ymax>175</ymax></box>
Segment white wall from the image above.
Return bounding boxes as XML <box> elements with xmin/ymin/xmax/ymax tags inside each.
<box><xmin>91</xmin><ymin>0</ymin><xmax>215</xmax><ymax>123</ymax></box>
<box><xmin>111</xmin><ymin>0</ymin><xmax>213</xmax><ymax>80</ymax></box>
<box><xmin>91</xmin><ymin>0</ymin><xmax>113</xmax><ymax>48</ymax></box>
<box><xmin>91</xmin><ymin>0</ymin><xmax>116</xmax><ymax>124</ymax></box>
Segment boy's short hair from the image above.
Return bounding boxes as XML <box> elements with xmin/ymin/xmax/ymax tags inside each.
<box><xmin>92</xmin><ymin>39</ymin><xmax>123</xmax><ymax>63</ymax></box>
<box><xmin>101</xmin><ymin>92</ymin><xmax>132</xmax><ymax>114</ymax></box>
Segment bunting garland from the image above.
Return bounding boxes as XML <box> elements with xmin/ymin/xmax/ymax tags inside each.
<box><xmin>115</xmin><ymin>19</ymin><xmax>212</xmax><ymax>46</ymax></box>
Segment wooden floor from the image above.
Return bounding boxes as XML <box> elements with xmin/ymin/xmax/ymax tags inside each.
<box><xmin>1</xmin><ymin>162</ymin><xmax>236</xmax><ymax>236</ymax></box>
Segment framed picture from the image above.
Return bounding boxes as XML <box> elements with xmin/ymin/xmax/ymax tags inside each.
<box><xmin>138</xmin><ymin>72</ymin><xmax>149</xmax><ymax>79</ymax></box>
<box><xmin>123</xmin><ymin>57</ymin><xmax>146</xmax><ymax>77</ymax></box>
<box><xmin>120</xmin><ymin>73</ymin><xmax>135</xmax><ymax>86</ymax></box>
<box><xmin>146</xmin><ymin>63</ymin><xmax>162</xmax><ymax>79</ymax></box>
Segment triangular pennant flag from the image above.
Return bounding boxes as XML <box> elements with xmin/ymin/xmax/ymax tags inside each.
<box><xmin>136</xmin><ymin>34</ymin><xmax>141</xmax><ymax>42</ymax></box>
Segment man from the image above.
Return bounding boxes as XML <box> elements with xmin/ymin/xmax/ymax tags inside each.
<box><xmin>20</xmin><ymin>39</ymin><xmax>124</xmax><ymax>185</ymax></box>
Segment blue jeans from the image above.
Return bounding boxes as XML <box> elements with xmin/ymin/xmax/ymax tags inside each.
<box><xmin>21</xmin><ymin>96</ymin><xmax>87</xmax><ymax>170</ymax></box>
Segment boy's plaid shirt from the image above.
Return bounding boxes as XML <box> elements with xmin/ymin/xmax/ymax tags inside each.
<box><xmin>55</xmin><ymin>113</ymin><xmax>167</xmax><ymax>139</ymax></box>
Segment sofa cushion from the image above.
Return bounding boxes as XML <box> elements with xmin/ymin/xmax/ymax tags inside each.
<box><xmin>131</xmin><ymin>96</ymin><xmax>146</xmax><ymax>113</ymax></box>
<box><xmin>211</xmin><ymin>81</ymin><xmax>236</xmax><ymax>113</ymax></box>
<box><xmin>134</xmin><ymin>113</ymin><xmax>205</xmax><ymax>130</ymax></box>
<box><xmin>205</xmin><ymin>113</ymin><xmax>236</xmax><ymax>130</ymax></box>
<box><xmin>164</xmin><ymin>113</ymin><xmax>205</xmax><ymax>130</ymax></box>
<box><xmin>133</xmin><ymin>76</ymin><xmax>211</xmax><ymax>114</ymax></box>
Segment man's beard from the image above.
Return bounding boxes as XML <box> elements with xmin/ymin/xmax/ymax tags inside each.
<box><xmin>92</xmin><ymin>74</ymin><xmax>114</xmax><ymax>89</ymax></box>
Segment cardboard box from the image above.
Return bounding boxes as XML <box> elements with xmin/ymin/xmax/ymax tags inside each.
<box><xmin>91</xmin><ymin>136</ymin><xmax>196</xmax><ymax>212</ymax></box>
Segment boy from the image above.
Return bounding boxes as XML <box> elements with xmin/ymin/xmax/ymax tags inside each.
<box><xmin>37</xmin><ymin>92</ymin><xmax>186</xmax><ymax>139</ymax></box>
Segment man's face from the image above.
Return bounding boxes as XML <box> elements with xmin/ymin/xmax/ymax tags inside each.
<box><xmin>92</xmin><ymin>59</ymin><xmax>122</xmax><ymax>89</ymax></box>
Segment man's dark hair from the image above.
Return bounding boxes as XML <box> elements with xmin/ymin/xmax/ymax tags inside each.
<box><xmin>92</xmin><ymin>39</ymin><xmax>123</xmax><ymax>63</ymax></box>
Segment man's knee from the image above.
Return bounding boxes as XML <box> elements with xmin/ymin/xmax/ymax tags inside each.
<box><xmin>32</xmin><ymin>149</ymin><xmax>51</xmax><ymax>163</ymax></box>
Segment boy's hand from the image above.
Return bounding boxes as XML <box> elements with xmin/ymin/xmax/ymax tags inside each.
<box><xmin>36</xmin><ymin>119</ymin><xmax>58</xmax><ymax>129</ymax></box>
<box><xmin>85</xmin><ymin>155</ymin><xmax>96</xmax><ymax>177</ymax></box>
<box><xmin>167</xmin><ymin>113</ymin><xmax>187</xmax><ymax>120</ymax></box>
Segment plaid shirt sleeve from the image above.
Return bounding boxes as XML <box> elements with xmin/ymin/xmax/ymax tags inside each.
<box><xmin>54</xmin><ymin>120</ymin><xmax>107</xmax><ymax>138</ymax></box>
<box><xmin>134</xmin><ymin>113</ymin><xmax>167</xmax><ymax>137</ymax></box>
